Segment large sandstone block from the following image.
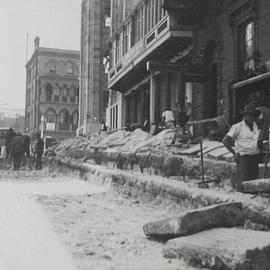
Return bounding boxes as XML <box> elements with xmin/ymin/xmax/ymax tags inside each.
<box><xmin>242</xmin><ymin>179</ymin><xmax>270</xmax><ymax>194</ymax></box>
<box><xmin>143</xmin><ymin>202</ymin><xmax>243</xmax><ymax>239</ymax></box>
<box><xmin>162</xmin><ymin>156</ymin><xmax>183</xmax><ymax>176</ymax></box>
<box><xmin>163</xmin><ymin>228</ymin><xmax>270</xmax><ymax>270</ymax></box>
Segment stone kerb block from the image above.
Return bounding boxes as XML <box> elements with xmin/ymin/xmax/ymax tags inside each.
<box><xmin>163</xmin><ymin>228</ymin><xmax>270</xmax><ymax>270</ymax></box>
<box><xmin>143</xmin><ymin>202</ymin><xmax>243</xmax><ymax>239</ymax></box>
<box><xmin>163</xmin><ymin>155</ymin><xmax>184</xmax><ymax>177</ymax></box>
<box><xmin>242</xmin><ymin>178</ymin><xmax>270</xmax><ymax>194</ymax></box>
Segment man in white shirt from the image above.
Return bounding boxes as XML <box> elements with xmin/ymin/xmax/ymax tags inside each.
<box><xmin>162</xmin><ymin>108</ymin><xmax>175</xmax><ymax>129</ymax></box>
<box><xmin>223</xmin><ymin>102</ymin><xmax>260</xmax><ymax>190</ymax></box>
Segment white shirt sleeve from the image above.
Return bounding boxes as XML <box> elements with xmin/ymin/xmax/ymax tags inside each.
<box><xmin>227</xmin><ymin>124</ymin><xmax>239</xmax><ymax>140</ymax></box>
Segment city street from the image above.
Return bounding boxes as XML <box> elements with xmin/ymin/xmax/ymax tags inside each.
<box><xmin>0</xmin><ymin>169</ymin><xmax>197</xmax><ymax>270</ymax></box>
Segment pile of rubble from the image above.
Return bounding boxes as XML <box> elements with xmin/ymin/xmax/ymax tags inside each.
<box><xmin>54</xmin><ymin>128</ymin><xmax>179</xmax><ymax>155</ymax></box>
<box><xmin>51</xmin><ymin>128</ymin><xmax>238</xmax><ymax>185</ymax></box>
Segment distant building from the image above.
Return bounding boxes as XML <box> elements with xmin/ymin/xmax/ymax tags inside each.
<box><xmin>25</xmin><ymin>37</ymin><xmax>80</xmax><ymax>139</ymax></box>
<box><xmin>0</xmin><ymin>114</ymin><xmax>25</xmax><ymax>134</ymax></box>
<box><xmin>78</xmin><ymin>0</ymin><xmax>111</xmax><ymax>135</ymax></box>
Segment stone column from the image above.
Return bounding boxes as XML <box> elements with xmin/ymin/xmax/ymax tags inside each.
<box><xmin>150</xmin><ymin>71</ymin><xmax>158</xmax><ymax>125</ymax></box>
<box><xmin>166</xmin><ymin>72</ymin><xmax>171</xmax><ymax>109</ymax></box>
<box><xmin>56</xmin><ymin>114</ymin><xmax>59</xmax><ymax>131</ymax></box>
<box><xmin>41</xmin><ymin>86</ymin><xmax>46</xmax><ymax>101</ymax></box>
<box><xmin>141</xmin><ymin>88</ymin><xmax>146</xmax><ymax>124</ymax></box>
<box><xmin>130</xmin><ymin>94</ymin><xmax>136</xmax><ymax>123</ymax></box>
<box><xmin>121</xmin><ymin>93</ymin><xmax>127</xmax><ymax>127</ymax></box>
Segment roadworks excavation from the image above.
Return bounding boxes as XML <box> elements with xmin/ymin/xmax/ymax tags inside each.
<box><xmin>46</xmin><ymin>155</ymin><xmax>270</xmax><ymax>270</ymax></box>
<box><xmin>1</xmin><ymin>153</ymin><xmax>270</xmax><ymax>269</ymax></box>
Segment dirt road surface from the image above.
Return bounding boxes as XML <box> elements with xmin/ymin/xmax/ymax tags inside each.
<box><xmin>0</xmin><ymin>170</ymin><xmax>200</xmax><ymax>270</ymax></box>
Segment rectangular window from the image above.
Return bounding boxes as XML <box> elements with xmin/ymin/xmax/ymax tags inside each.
<box><xmin>123</xmin><ymin>21</ymin><xmax>131</xmax><ymax>54</ymax></box>
<box><xmin>50</xmin><ymin>62</ymin><xmax>56</xmax><ymax>73</ymax></box>
<box><xmin>54</xmin><ymin>95</ymin><xmax>59</xmax><ymax>102</ymax></box>
<box><xmin>237</xmin><ymin>20</ymin><xmax>255</xmax><ymax>79</ymax></box>
<box><xmin>67</xmin><ymin>63</ymin><xmax>73</xmax><ymax>74</ymax></box>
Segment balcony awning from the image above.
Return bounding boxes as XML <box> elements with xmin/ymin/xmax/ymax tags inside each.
<box><xmin>232</xmin><ymin>71</ymin><xmax>270</xmax><ymax>89</ymax></box>
<box><xmin>162</xmin><ymin>0</ymin><xmax>195</xmax><ymax>12</ymax></box>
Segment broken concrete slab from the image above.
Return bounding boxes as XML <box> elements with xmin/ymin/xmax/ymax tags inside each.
<box><xmin>196</xmin><ymin>141</ymin><xmax>224</xmax><ymax>156</ymax></box>
<box><xmin>143</xmin><ymin>202</ymin><xmax>243</xmax><ymax>239</ymax></box>
<box><xmin>163</xmin><ymin>228</ymin><xmax>270</xmax><ymax>270</ymax></box>
<box><xmin>242</xmin><ymin>178</ymin><xmax>270</xmax><ymax>194</ymax></box>
<box><xmin>178</xmin><ymin>143</ymin><xmax>207</xmax><ymax>155</ymax></box>
<box><xmin>206</xmin><ymin>146</ymin><xmax>230</xmax><ymax>159</ymax></box>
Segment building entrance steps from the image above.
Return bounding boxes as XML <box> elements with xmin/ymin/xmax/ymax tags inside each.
<box><xmin>143</xmin><ymin>202</ymin><xmax>243</xmax><ymax>240</ymax></box>
<box><xmin>163</xmin><ymin>227</ymin><xmax>270</xmax><ymax>270</ymax></box>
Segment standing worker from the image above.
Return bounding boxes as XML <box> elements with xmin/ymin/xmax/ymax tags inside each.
<box><xmin>162</xmin><ymin>107</ymin><xmax>175</xmax><ymax>129</ymax></box>
<box><xmin>10</xmin><ymin>133</ymin><xmax>25</xmax><ymax>170</ymax></box>
<box><xmin>5</xmin><ymin>128</ymin><xmax>16</xmax><ymax>159</ymax></box>
<box><xmin>223</xmin><ymin>102</ymin><xmax>261</xmax><ymax>191</ymax></box>
<box><xmin>35</xmin><ymin>132</ymin><xmax>44</xmax><ymax>170</ymax></box>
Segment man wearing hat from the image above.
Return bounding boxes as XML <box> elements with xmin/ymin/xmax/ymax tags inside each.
<box><xmin>223</xmin><ymin>102</ymin><xmax>261</xmax><ymax>190</ymax></box>
<box><xmin>35</xmin><ymin>131</ymin><xmax>44</xmax><ymax>170</ymax></box>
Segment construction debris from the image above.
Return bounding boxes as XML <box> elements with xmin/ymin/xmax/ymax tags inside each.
<box><xmin>163</xmin><ymin>228</ymin><xmax>270</xmax><ymax>270</ymax></box>
<box><xmin>143</xmin><ymin>202</ymin><xmax>243</xmax><ymax>239</ymax></box>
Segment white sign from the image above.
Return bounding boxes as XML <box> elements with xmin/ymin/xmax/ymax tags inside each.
<box><xmin>46</xmin><ymin>123</ymin><xmax>56</xmax><ymax>131</ymax></box>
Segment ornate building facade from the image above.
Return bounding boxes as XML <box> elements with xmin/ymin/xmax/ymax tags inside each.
<box><xmin>107</xmin><ymin>0</ymin><xmax>270</xmax><ymax>135</ymax></box>
<box><xmin>25</xmin><ymin>37</ymin><xmax>80</xmax><ymax>139</ymax></box>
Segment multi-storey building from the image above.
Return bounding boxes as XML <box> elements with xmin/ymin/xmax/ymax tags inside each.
<box><xmin>107</xmin><ymin>0</ymin><xmax>270</xmax><ymax>135</ymax></box>
<box><xmin>78</xmin><ymin>0</ymin><xmax>111</xmax><ymax>135</ymax></box>
<box><xmin>25</xmin><ymin>37</ymin><xmax>80</xmax><ymax>139</ymax></box>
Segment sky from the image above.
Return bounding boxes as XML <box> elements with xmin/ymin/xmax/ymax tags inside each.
<box><xmin>0</xmin><ymin>0</ymin><xmax>81</xmax><ymax>113</ymax></box>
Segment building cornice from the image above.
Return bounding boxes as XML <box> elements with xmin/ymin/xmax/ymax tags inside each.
<box><xmin>26</xmin><ymin>47</ymin><xmax>80</xmax><ymax>68</ymax></box>
<box><xmin>39</xmin><ymin>74</ymin><xmax>79</xmax><ymax>83</ymax></box>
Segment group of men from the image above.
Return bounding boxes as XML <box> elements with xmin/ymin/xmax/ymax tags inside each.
<box><xmin>5</xmin><ymin>128</ymin><xmax>44</xmax><ymax>170</ymax></box>
<box><xmin>162</xmin><ymin>102</ymin><xmax>192</xmax><ymax>135</ymax></box>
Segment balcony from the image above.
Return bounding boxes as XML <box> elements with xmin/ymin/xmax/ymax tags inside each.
<box><xmin>108</xmin><ymin>1</ymin><xmax>193</xmax><ymax>91</ymax></box>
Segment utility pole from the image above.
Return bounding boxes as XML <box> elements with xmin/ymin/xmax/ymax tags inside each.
<box><xmin>26</xmin><ymin>33</ymin><xmax>29</xmax><ymax>63</ymax></box>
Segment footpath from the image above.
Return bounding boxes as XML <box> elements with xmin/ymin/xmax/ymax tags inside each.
<box><xmin>0</xmin><ymin>177</ymin><xmax>105</xmax><ymax>270</ymax></box>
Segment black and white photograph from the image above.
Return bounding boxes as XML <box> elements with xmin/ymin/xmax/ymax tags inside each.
<box><xmin>1</xmin><ymin>0</ymin><xmax>270</xmax><ymax>269</ymax></box>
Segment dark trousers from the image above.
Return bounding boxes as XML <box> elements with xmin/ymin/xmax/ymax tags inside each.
<box><xmin>12</xmin><ymin>150</ymin><xmax>24</xmax><ymax>170</ymax></box>
<box><xmin>35</xmin><ymin>154</ymin><xmax>43</xmax><ymax>170</ymax></box>
<box><xmin>236</xmin><ymin>155</ymin><xmax>259</xmax><ymax>190</ymax></box>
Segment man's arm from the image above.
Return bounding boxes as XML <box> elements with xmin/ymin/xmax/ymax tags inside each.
<box><xmin>223</xmin><ymin>135</ymin><xmax>236</xmax><ymax>156</ymax></box>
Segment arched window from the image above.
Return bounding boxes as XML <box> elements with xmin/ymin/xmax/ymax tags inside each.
<box><xmin>60</xmin><ymin>86</ymin><xmax>68</xmax><ymax>102</ymax></box>
<box><xmin>46</xmin><ymin>109</ymin><xmax>56</xmax><ymax>123</ymax></box>
<box><xmin>45</xmin><ymin>84</ymin><xmax>53</xmax><ymax>101</ymax></box>
<box><xmin>72</xmin><ymin>110</ymin><xmax>78</xmax><ymax>130</ymax></box>
<box><xmin>69</xmin><ymin>86</ymin><xmax>75</xmax><ymax>102</ymax></box>
<box><xmin>59</xmin><ymin>110</ymin><xmax>70</xmax><ymax>131</ymax></box>
<box><xmin>75</xmin><ymin>87</ymin><xmax>79</xmax><ymax>103</ymax></box>
<box><xmin>69</xmin><ymin>86</ymin><xmax>75</xmax><ymax>96</ymax></box>
<box><xmin>53</xmin><ymin>86</ymin><xmax>60</xmax><ymax>102</ymax></box>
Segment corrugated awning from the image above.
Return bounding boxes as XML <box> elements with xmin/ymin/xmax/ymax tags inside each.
<box><xmin>232</xmin><ymin>71</ymin><xmax>270</xmax><ymax>89</ymax></box>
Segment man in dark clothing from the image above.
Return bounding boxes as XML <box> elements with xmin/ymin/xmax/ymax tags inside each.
<box><xmin>35</xmin><ymin>132</ymin><xmax>44</xmax><ymax>170</ymax></box>
<box><xmin>22</xmin><ymin>135</ymin><xmax>31</xmax><ymax>157</ymax></box>
<box><xmin>5</xmin><ymin>128</ymin><xmax>16</xmax><ymax>159</ymax></box>
<box><xmin>10</xmin><ymin>133</ymin><xmax>25</xmax><ymax>170</ymax></box>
